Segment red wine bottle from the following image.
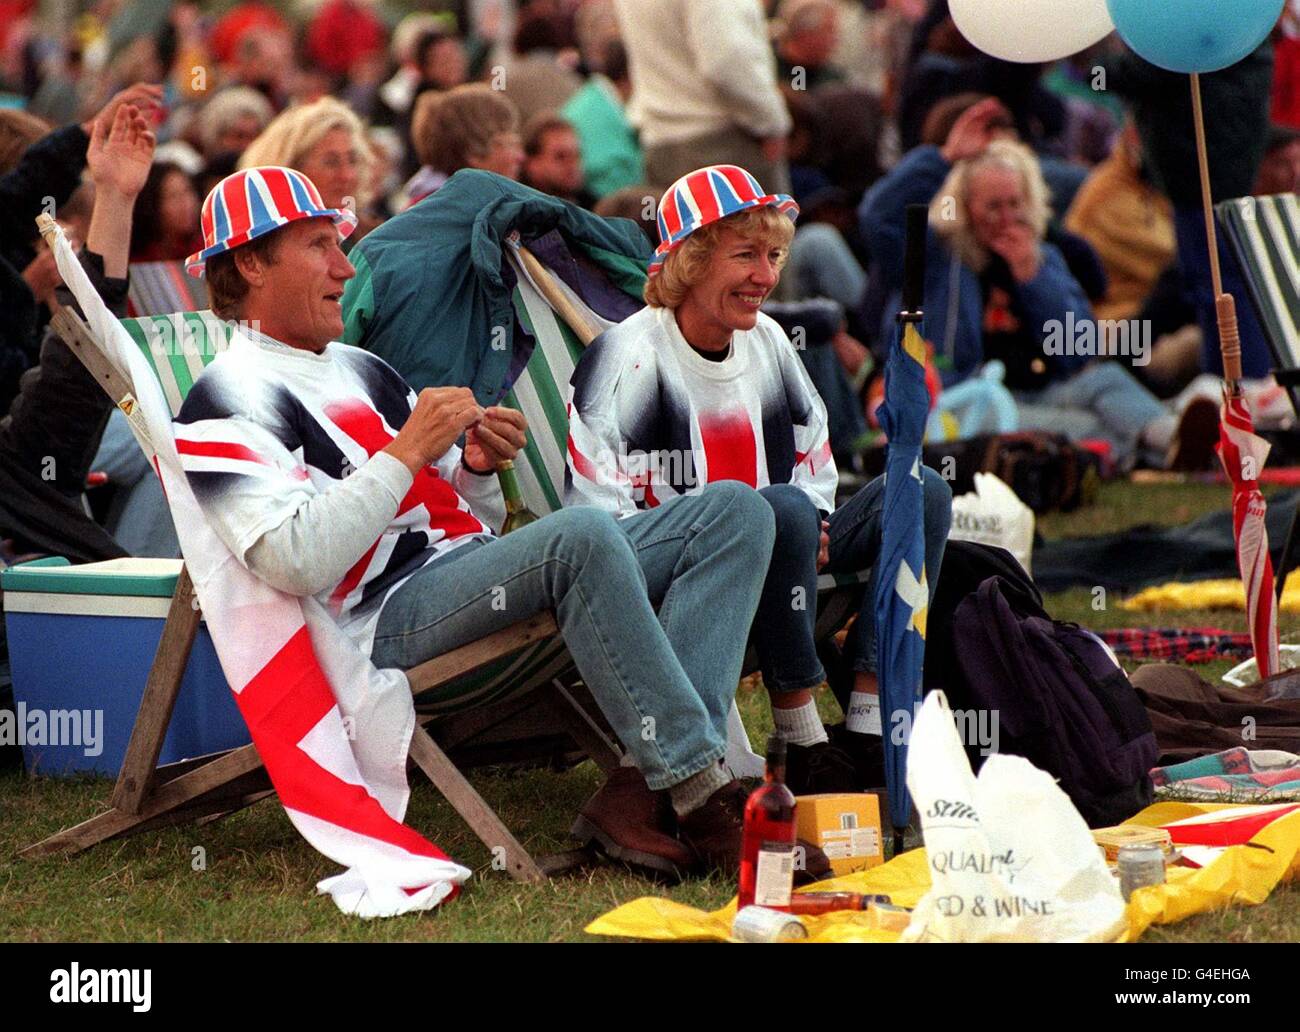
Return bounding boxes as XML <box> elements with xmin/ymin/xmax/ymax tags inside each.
<box><xmin>737</xmin><ymin>735</ymin><xmax>797</xmax><ymax>910</ymax></box>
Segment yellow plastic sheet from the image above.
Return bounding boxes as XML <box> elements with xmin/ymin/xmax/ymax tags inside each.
<box><xmin>1121</xmin><ymin>577</ymin><xmax>1300</xmax><ymax>614</ymax></box>
<box><xmin>584</xmin><ymin>803</ymin><xmax>1300</xmax><ymax>943</ymax></box>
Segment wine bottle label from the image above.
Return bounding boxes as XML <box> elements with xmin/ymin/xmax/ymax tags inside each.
<box><xmin>753</xmin><ymin>847</ymin><xmax>794</xmax><ymax>907</ymax></box>
<box><xmin>845</xmin><ymin>690</ymin><xmax>882</xmax><ymax>735</ymax></box>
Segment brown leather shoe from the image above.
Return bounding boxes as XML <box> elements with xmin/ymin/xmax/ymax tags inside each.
<box><xmin>570</xmin><ymin>766</ymin><xmax>695</xmax><ymax>879</ymax></box>
<box><xmin>676</xmin><ymin>779</ymin><xmax>748</xmax><ymax>874</ymax></box>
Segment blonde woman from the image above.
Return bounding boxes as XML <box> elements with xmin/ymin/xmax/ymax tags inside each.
<box><xmin>566</xmin><ymin>165</ymin><xmax>952</xmax><ymax>796</ymax></box>
<box><xmin>238</xmin><ymin>96</ymin><xmax>372</xmax><ymax>217</ymax></box>
<box><xmin>861</xmin><ymin>98</ymin><xmax>1211</xmax><ymax>469</ymax></box>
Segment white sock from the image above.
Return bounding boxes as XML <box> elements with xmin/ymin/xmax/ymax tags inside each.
<box><xmin>772</xmin><ymin>699</ymin><xmax>828</xmax><ymax>747</ymax></box>
<box><xmin>845</xmin><ymin>689</ymin><xmax>882</xmax><ymax>736</ymax></box>
<box><xmin>669</xmin><ymin>761</ymin><xmax>731</xmax><ymax>818</ymax></box>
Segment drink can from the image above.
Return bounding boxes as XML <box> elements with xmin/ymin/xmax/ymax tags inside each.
<box><xmin>732</xmin><ymin>905</ymin><xmax>808</xmax><ymax>942</ymax></box>
<box><xmin>1118</xmin><ymin>843</ymin><xmax>1167</xmax><ymax>901</ymax></box>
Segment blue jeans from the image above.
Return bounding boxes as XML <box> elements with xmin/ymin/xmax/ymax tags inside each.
<box><xmin>752</xmin><ymin>470</ymin><xmax>952</xmax><ymax>693</ymax></box>
<box><xmin>1013</xmin><ymin>361</ymin><xmax>1166</xmax><ymax>466</ymax></box>
<box><xmin>370</xmin><ymin>482</ymin><xmax>775</xmax><ymax>790</ymax></box>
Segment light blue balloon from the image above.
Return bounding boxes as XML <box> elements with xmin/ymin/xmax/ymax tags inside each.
<box><xmin>1106</xmin><ymin>0</ymin><xmax>1285</xmax><ymax>73</ymax></box>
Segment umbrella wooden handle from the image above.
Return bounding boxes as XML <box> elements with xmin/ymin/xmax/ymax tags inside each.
<box><xmin>1218</xmin><ymin>293</ymin><xmax>1242</xmax><ymax>386</ymax></box>
<box><xmin>516</xmin><ymin>244</ymin><xmax>601</xmax><ymax>347</ymax></box>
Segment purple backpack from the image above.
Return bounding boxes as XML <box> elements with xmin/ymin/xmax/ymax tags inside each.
<box><xmin>952</xmin><ymin>577</ymin><xmax>1156</xmax><ymax>827</ymax></box>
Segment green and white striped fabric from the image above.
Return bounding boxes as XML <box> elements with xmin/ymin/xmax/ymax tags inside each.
<box><xmin>120</xmin><ymin>311</ymin><xmax>231</xmax><ymax>418</ymax></box>
<box><xmin>1217</xmin><ymin>194</ymin><xmax>1300</xmax><ymax>372</ymax></box>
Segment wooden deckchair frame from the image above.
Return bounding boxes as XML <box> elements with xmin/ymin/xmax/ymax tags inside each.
<box><xmin>20</xmin><ymin>305</ymin><xmax>622</xmax><ymax>881</ymax></box>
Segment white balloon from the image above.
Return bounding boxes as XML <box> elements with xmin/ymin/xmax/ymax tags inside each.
<box><xmin>950</xmin><ymin>0</ymin><xmax>1115</xmax><ymax>64</ymax></box>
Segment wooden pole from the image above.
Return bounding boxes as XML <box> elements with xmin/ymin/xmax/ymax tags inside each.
<box><xmin>515</xmin><ymin>244</ymin><xmax>602</xmax><ymax>346</ymax></box>
<box><xmin>1190</xmin><ymin>73</ymin><xmax>1243</xmax><ymax>389</ymax></box>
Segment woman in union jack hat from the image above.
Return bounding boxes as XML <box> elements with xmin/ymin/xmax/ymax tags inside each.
<box><xmin>565</xmin><ymin>163</ymin><xmax>952</xmax><ymax>796</ymax></box>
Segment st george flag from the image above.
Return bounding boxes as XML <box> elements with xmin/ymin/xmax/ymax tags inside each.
<box><xmin>869</xmin><ymin>205</ymin><xmax>932</xmax><ymax>846</ymax></box>
<box><xmin>1217</xmin><ymin>391</ymin><xmax>1280</xmax><ymax>679</ymax></box>
<box><xmin>44</xmin><ymin>218</ymin><xmax>469</xmax><ymax>917</ymax></box>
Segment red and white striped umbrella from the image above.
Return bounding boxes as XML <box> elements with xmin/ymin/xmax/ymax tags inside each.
<box><xmin>1217</xmin><ymin>392</ymin><xmax>1280</xmax><ymax>679</ymax></box>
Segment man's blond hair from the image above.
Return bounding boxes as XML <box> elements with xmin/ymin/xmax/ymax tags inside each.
<box><xmin>644</xmin><ymin>207</ymin><xmax>795</xmax><ymax>309</ymax></box>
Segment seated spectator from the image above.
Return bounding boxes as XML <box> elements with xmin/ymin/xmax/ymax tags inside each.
<box><xmin>0</xmin><ymin>100</ymin><xmax>157</xmax><ymax>564</ymax></box>
<box><xmin>567</xmin><ymin>165</ymin><xmax>952</xmax><ymax>792</ymax></box>
<box><xmin>776</xmin><ymin>0</ymin><xmax>845</xmax><ymax>93</ymax></box>
<box><xmin>499</xmin><ymin>12</ymin><xmax>582</xmax><ymax>128</ymax></box>
<box><xmin>1255</xmin><ymin>124</ymin><xmax>1300</xmax><ymax>195</ymax></box>
<box><xmin>520</xmin><ymin>112</ymin><xmax>592</xmax><ymax>207</ymax></box>
<box><xmin>0</xmin><ymin>84</ymin><xmax>162</xmax><ymax>411</ymax></box>
<box><xmin>1065</xmin><ymin>122</ymin><xmax>1177</xmax><ymax>324</ymax></box>
<box><xmin>561</xmin><ymin>39</ymin><xmax>644</xmax><ymax>199</ymax></box>
<box><xmin>196</xmin><ymin>86</ymin><xmax>274</xmax><ymax>163</ymax></box>
<box><xmin>179</xmin><ymin>165</ymin><xmax>780</xmax><ymax>875</ymax></box>
<box><xmin>238</xmin><ymin>96</ymin><xmax>375</xmax><ymax>234</ymax></box>
<box><xmin>593</xmin><ymin>185</ymin><xmax>660</xmax><ymax>247</ymax></box>
<box><xmin>403</xmin><ymin>85</ymin><xmax>523</xmax><ymax>207</ymax></box>
<box><xmin>861</xmin><ymin>100</ymin><xmax>1215</xmax><ymax>470</ymax></box>
<box><xmin>129</xmin><ymin>161</ymin><xmax>203</xmax><ymax>263</ymax></box>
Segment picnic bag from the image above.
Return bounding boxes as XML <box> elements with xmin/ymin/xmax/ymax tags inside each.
<box><xmin>951</xmin><ymin>575</ymin><xmax>1157</xmax><ymax>827</ymax></box>
<box><xmin>903</xmin><ymin>691</ymin><xmax>1127</xmax><ymax>942</ymax></box>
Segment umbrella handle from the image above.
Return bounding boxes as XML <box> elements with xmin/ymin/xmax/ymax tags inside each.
<box><xmin>1218</xmin><ymin>293</ymin><xmax>1242</xmax><ymax>388</ymax></box>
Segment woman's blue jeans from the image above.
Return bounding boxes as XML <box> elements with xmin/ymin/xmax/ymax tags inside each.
<box><xmin>751</xmin><ymin>470</ymin><xmax>952</xmax><ymax>694</ymax></box>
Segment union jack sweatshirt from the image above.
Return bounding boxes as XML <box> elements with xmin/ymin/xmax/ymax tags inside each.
<box><xmin>565</xmin><ymin>305</ymin><xmax>837</xmax><ymax>515</ymax></box>
<box><xmin>175</xmin><ymin>329</ymin><xmax>502</xmax><ymax>653</ymax></box>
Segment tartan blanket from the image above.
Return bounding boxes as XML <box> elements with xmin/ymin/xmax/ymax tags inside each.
<box><xmin>1151</xmin><ymin>747</ymin><xmax>1300</xmax><ymax>801</ymax></box>
<box><xmin>1099</xmin><ymin>627</ymin><xmax>1255</xmax><ymax>664</ymax></box>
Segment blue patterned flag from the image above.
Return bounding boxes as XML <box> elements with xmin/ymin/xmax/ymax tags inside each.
<box><xmin>873</xmin><ymin>313</ymin><xmax>930</xmax><ymax>839</ymax></box>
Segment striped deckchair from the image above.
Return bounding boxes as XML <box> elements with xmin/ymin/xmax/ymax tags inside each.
<box><xmin>125</xmin><ymin>260</ymin><xmax>209</xmax><ymax>318</ymax></box>
<box><xmin>25</xmin><ymin>308</ymin><xmax>621</xmax><ymax>881</ymax></box>
<box><xmin>1217</xmin><ymin>193</ymin><xmax>1300</xmax><ymax>596</ymax></box>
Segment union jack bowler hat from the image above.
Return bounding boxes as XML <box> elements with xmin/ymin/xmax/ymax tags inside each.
<box><xmin>648</xmin><ymin>165</ymin><xmax>799</xmax><ymax>277</ymax></box>
<box><xmin>185</xmin><ymin>166</ymin><xmax>358</xmax><ymax>278</ymax></box>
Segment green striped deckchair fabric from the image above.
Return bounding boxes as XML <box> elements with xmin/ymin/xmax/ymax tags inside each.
<box><xmin>1216</xmin><ymin>194</ymin><xmax>1300</xmax><ymax>376</ymax></box>
<box><xmin>116</xmin><ymin>311</ymin><xmax>572</xmax><ymax>716</ymax></box>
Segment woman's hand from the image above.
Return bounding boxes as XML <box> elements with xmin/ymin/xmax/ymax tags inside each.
<box><xmin>87</xmin><ymin>102</ymin><xmax>156</xmax><ymax>200</ymax></box>
<box><xmin>989</xmin><ymin>223</ymin><xmax>1041</xmax><ymax>284</ymax></box>
<box><xmin>940</xmin><ymin>97</ymin><xmax>1011</xmax><ymax>164</ymax></box>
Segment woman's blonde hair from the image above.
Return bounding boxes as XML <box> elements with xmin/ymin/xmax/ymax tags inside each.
<box><xmin>410</xmin><ymin>84</ymin><xmax>520</xmax><ymax>172</ymax></box>
<box><xmin>929</xmin><ymin>138</ymin><xmax>1051</xmax><ymax>272</ymax></box>
<box><xmin>237</xmin><ymin>97</ymin><xmax>373</xmax><ymax>200</ymax></box>
<box><xmin>644</xmin><ymin>206</ymin><xmax>795</xmax><ymax>309</ymax></box>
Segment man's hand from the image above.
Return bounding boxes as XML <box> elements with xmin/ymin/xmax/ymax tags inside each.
<box><xmin>463</xmin><ymin>406</ymin><xmax>529</xmax><ymax>472</ymax></box>
<box><xmin>87</xmin><ymin>103</ymin><xmax>156</xmax><ymax>200</ymax></box>
<box><xmin>817</xmin><ymin>520</ymin><xmax>830</xmax><ymax>572</ymax></box>
<box><xmin>988</xmin><ymin>223</ymin><xmax>1041</xmax><ymax>284</ymax></box>
<box><xmin>384</xmin><ymin>387</ymin><xmax>484</xmax><ymax>475</ymax></box>
<box><xmin>81</xmin><ymin>82</ymin><xmax>163</xmax><ymax>137</ymax></box>
<box><xmin>940</xmin><ymin>97</ymin><xmax>1011</xmax><ymax>164</ymax></box>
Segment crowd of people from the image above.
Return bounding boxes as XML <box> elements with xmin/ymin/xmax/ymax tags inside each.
<box><xmin>2</xmin><ymin>0</ymin><xmax>1300</xmax><ymax>875</ymax></box>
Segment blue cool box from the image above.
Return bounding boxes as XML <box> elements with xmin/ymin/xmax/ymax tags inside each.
<box><xmin>1</xmin><ymin>557</ymin><xmax>250</xmax><ymax>776</ymax></box>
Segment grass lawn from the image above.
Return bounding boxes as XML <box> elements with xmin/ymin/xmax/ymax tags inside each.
<box><xmin>2</xmin><ymin>479</ymin><xmax>1297</xmax><ymax>941</ymax></box>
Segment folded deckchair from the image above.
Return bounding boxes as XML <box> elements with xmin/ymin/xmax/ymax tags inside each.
<box><xmin>1216</xmin><ymin>193</ymin><xmax>1300</xmax><ymax>599</ymax></box>
<box><xmin>21</xmin><ymin>303</ymin><xmax>621</xmax><ymax>882</ymax></box>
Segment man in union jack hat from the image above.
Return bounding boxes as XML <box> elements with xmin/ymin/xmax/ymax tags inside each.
<box><xmin>174</xmin><ymin>165</ymin><xmax>785</xmax><ymax>879</ymax></box>
<box><xmin>567</xmin><ymin>164</ymin><xmax>953</xmax><ymax>793</ymax></box>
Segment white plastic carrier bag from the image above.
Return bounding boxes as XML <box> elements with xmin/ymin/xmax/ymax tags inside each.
<box><xmin>902</xmin><ymin>691</ymin><xmax>1127</xmax><ymax>942</ymax></box>
<box><xmin>948</xmin><ymin>472</ymin><xmax>1035</xmax><ymax>576</ymax></box>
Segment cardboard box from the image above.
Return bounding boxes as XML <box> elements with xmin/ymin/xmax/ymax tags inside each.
<box><xmin>795</xmin><ymin>792</ymin><xmax>883</xmax><ymax>876</ymax></box>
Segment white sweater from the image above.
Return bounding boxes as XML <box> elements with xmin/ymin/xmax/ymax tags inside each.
<box><xmin>566</xmin><ymin>305</ymin><xmax>837</xmax><ymax>516</ymax></box>
<box><xmin>612</xmin><ymin>0</ymin><xmax>792</xmax><ymax>147</ymax></box>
